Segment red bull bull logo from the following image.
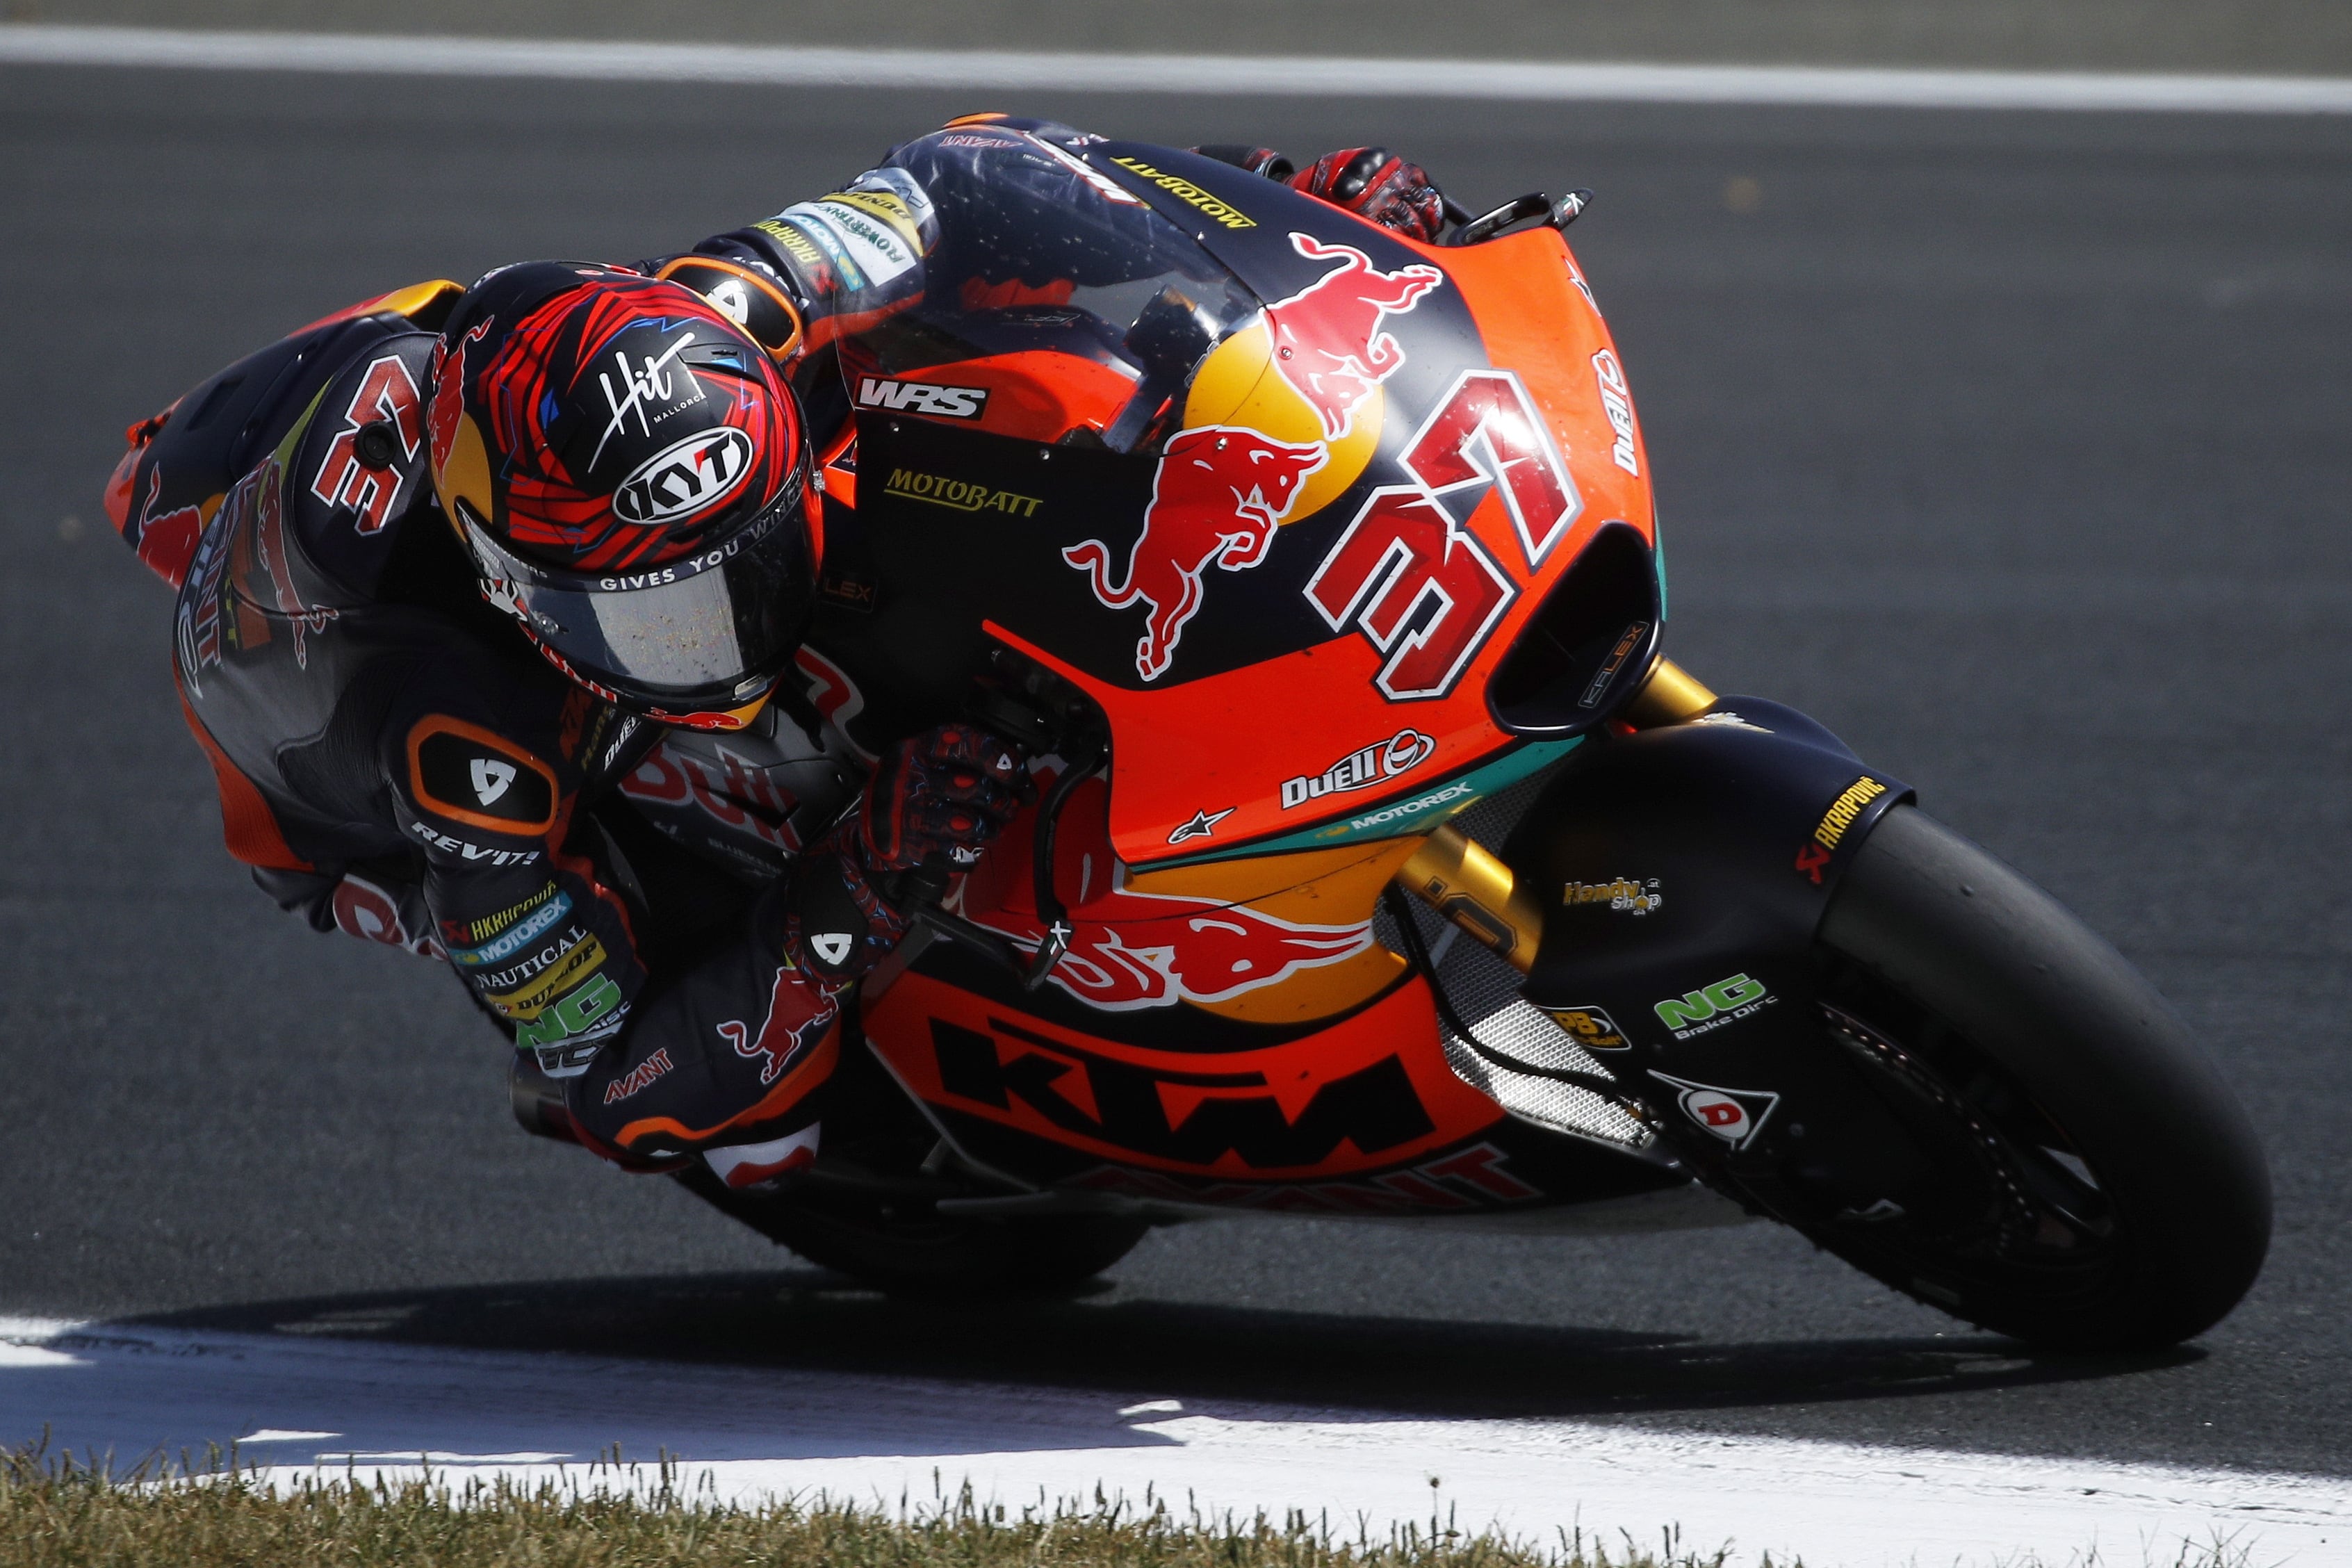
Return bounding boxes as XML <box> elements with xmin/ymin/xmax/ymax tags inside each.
<box><xmin>717</xmin><ymin>963</ymin><xmax>838</xmax><ymax>1084</ymax></box>
<box><xmin>1061</xmin><ymin>425</ymin><xmax>1326</xmax><ymax>681</ymax></box>
<box><xmin>966</xmin><ymin>780</ymin><xmax>1371</xmax><ymax>1010</ymax></box>
<box><xmin>976</xmin><ymin>874</ymin><xmax>1372</xmax><ymax>1011</ymax></box>
<box><xmin>1264</xmin><ymin>233</ymin><xmax>1444</xmax><ymax>441</ymax></box>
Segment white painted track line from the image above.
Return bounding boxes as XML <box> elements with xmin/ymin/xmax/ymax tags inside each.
<box><xmin>4</xmin><ymin>1318</ymin><xmax>2348</xmax><ymax>1566</ymax></box>
<box><xmin>3</xmin><ymin>24</ymin><xmax>2352</xmax><ymax>114</ymax></box>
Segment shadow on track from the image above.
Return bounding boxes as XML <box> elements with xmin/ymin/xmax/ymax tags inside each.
<box><xmin>124</xmin><ymin>1270</ymin><xmax>2191</xmax><ymax>1421</ymax></box>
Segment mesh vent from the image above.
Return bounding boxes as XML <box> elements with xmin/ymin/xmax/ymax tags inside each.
<box><xmin>1379</xmin><ymin>890</ymin><xmax>1650</xmax><ymax>1150</ymax></box>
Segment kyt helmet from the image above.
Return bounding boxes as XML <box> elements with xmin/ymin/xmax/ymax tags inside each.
<box><xmin>427</xmin><ymin>262</ymin><xmax>815</xmax><ymax>729</ymax></box>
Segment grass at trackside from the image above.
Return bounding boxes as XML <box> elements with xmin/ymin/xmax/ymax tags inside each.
<box><xmin>0</xmin><ymin>1445</ymin><xmax>2262</xmax><ymax>1568</ymax></box>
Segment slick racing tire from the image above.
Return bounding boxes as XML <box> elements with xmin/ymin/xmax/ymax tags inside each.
<box><xmin>675</xmin><ymin>1165</ymin><xmax>1152</xmax><ymax>1293</ymax></box>
<box><xmin>1798</xmin><ymin>806</ymin><xmax>2271</xmax><ymax>1348</ymax></box>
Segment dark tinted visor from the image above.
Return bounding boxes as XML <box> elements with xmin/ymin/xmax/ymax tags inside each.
<box><xmin>462</xmin><ymin>489</ymin><xmax>815</xmax><ymax>714</ymax></box>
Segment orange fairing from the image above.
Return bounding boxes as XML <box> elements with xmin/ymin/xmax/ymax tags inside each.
<box><xmin>968</xmin><ymin>227</ymin><xmax>1654</xmax><ymax>867</ymax></box>
<box><xmin>949</xmin><ymin>774</ymin><xmax>1415</xmax><ymax>1024</ymax></box>
<box><xmin>291</xmin><ymin>279</ymin><xmax>465</xmax><ymax>337</ymax></box>
<box><xmin>865</xmin><ymin>970</ymin><xmax>1503</xmax><ymax>1179</ymax></box>
<box><xmin>1405</xmin><ymin>224</ymin><xmax>1653</xmax><ymax>532</ymax></box>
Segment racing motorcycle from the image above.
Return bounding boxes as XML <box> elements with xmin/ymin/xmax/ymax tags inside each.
<box><xmin>600</xmin><ymin>127</ymin><xmax>2269</xmax><ymax>1350</ymax></box>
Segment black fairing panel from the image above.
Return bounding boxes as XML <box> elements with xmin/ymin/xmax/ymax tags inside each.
<box><xmin>1509</xmin><ymin>698</ymin><xmax>1910</xmax><ymax>1024</ymax></box>
<box><xmin>1503</xmin><ymin>699</ymin><xmax>1911</xmax><ymax>1174</ymax></box>
<box><xmin>1486</xmin><ymin>520</ymin><xmax>1659</xmax><ymax>736</ymax></box>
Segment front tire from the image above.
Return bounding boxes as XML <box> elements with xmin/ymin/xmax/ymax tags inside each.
<box><xmin>1795</xmin><ymin>806</ymin><xmax>2270</xmax><ymax>1347</ymax></box>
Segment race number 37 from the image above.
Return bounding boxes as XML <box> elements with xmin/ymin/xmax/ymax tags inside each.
<box><xmin>1304</xmin><ymin>368</ymin><xmax>1581</xmax><ymax>701</ymax></box>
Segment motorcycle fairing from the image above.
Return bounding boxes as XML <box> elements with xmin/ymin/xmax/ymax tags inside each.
<box><xmin>809</xmin><ymin>136</ymin><xmax>1663</xmax><ymax>868</ymax></box>
<box><xmin>818</xmin><ymin>132</ymin><xmax>1703</xmax><ymax>1214</ymax></box>
<box><xmin>863</xmin><ymin>965</ymin><xmax>1683</xmax><ymax>1211</ymax></box>
<box><xmin>948</xmin><ymin>775</ymin><xmax>1416</xmax><ymax>1024</ymax></box>
<box><xmin>1503</xmin><ymin>699</ymin><xmax>1918</xmax><ymax>1182</ymax></box>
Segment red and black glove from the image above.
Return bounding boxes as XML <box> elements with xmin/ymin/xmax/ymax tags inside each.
<box><xmin>860</xmin><ymin>723</ymin><xmax>1033</xmax><ymax>873</ymax></box>
<box><xmin>1289</xmin><ymin>147</ymin><xmax>1447</xmax><ymax>243</ymax></box>
<box><xmin>786</xmin><ymin>724</ymin><xmax>1032</xmax><ymax>983</ymax></box>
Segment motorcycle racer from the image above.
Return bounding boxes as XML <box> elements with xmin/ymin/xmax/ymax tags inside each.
<box><xmin>101</xmin><ymin>117</ymin><xmax>1448</xmax><ymax>1190</ymax></box>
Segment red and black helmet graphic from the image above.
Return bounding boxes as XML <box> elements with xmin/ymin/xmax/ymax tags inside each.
<box><xmin>427</xmin><ymin>263</ymin><xmax>819</xmax><ymax>728</ymax></box>
<box><xmin>428</xmin><ymin>262</ymin><xmax>803</xmax><ymax>574</ymax></box>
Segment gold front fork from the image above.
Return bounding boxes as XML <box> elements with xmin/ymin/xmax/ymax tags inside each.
<box><xmin>1397</xmin><ymin>656</ymin><xmax>1716</xmax><ymax>972</ymax></box>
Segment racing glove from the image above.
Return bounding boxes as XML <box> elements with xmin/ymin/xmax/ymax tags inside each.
<box><xmin>785</xmin><ymin>724</ymin><xmax>1031</xmax><ymax>983</ymax></box>
<box><xmin>1290</xmin><ymin>147</ymin><xmax>1448</xmax><ymax>243</ymax></box>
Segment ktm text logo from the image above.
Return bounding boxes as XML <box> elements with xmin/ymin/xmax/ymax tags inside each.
<box><xmin>857</xmin><ymin>376</ymin><xmax>989</xmax><ymax>420</ymax></box>
<box><xmin>931</xmin><ymin>1018</ymin><xmax>1434</xmax><ymax>1170</ymax></box>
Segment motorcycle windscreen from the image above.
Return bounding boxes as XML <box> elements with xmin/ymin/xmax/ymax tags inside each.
<box><xmin>842</xmin><ymin>122</ymin><xmax>1264</xmax><ymax>452</ymax></box>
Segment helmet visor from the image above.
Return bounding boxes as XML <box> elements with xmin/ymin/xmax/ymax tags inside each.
<box><xmin>460</xmin><ymin>489</ymin><xmax>814</xmax><ymax>717</ymax></box>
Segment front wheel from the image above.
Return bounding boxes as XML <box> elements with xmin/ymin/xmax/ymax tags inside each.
<box><xmin>1788</xmin><ymin>806</ymin><xmax>2270</xmax><ymax>1348</ymax></box>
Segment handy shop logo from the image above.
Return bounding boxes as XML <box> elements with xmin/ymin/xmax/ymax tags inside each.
<box><xmin>1653</xmin><ymin>972</ymin><xmax>1774</xmax><ymax>1040</ymax></box>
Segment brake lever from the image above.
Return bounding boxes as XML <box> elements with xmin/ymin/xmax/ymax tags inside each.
<box><xmin>893</xmin><ymin>854</ymin><xmax>1027</xmax><ymax>974</ymax></box>
<box><xmin>1021</xmin><ymin>733</ymin><xmax>1102</xmax><ymax>992</ymax></box>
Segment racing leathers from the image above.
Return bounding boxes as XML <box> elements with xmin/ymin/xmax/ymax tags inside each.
<box><xmin>104</xmin><ymin>117</ymin><xmax>1431</xmax><ymax>1186</ymax></box>
<box><xmin>101</xmin><ymin>235</ymin><xmax>958</xmax><ymax>1188</ymax></box>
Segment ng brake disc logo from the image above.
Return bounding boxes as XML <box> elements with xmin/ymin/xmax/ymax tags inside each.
<box><xmin>1653</xmin><ymin>972</ymin><xmax>1774</xmax><ymax>1040</ymax></box>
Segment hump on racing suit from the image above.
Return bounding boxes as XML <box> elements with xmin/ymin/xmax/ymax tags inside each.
<box><xmin>106</xmin><ymin>275</ymin><xmax>857</xmax><ymax>1187</ymax></box>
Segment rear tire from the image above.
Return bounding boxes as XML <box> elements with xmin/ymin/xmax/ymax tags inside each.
<box><xmin>676</xmin><ymin>1164</ymin><xmax>1152</xmax><ymax>1293</ymax></box>
<box><xmin>1804</xmin><ymin>806</ymin><xmax>2270</xmax><ymax>1347</ymax></box>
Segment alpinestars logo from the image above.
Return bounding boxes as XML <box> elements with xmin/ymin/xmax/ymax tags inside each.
<box><xmin>1281</xmin><ymin>728</ymin><xmax>1435</xmax><ymax>810</ymax></box>
<box><xmin>856</xmin><ymin>377</ymin><xmax>989</xmax><ymax>420</ymax></box>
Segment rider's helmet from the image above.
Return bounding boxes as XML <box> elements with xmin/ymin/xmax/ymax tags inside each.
<box><xmin>427</xmin><ymin>262</ymin><xmax>815</xmax><ymax>730</ymax></box>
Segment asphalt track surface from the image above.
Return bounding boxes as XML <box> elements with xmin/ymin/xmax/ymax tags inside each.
<box><xmin>2</xmin><ymin>64</ymin><xmax>2349</xmax><ymax>1482</ymax></box>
